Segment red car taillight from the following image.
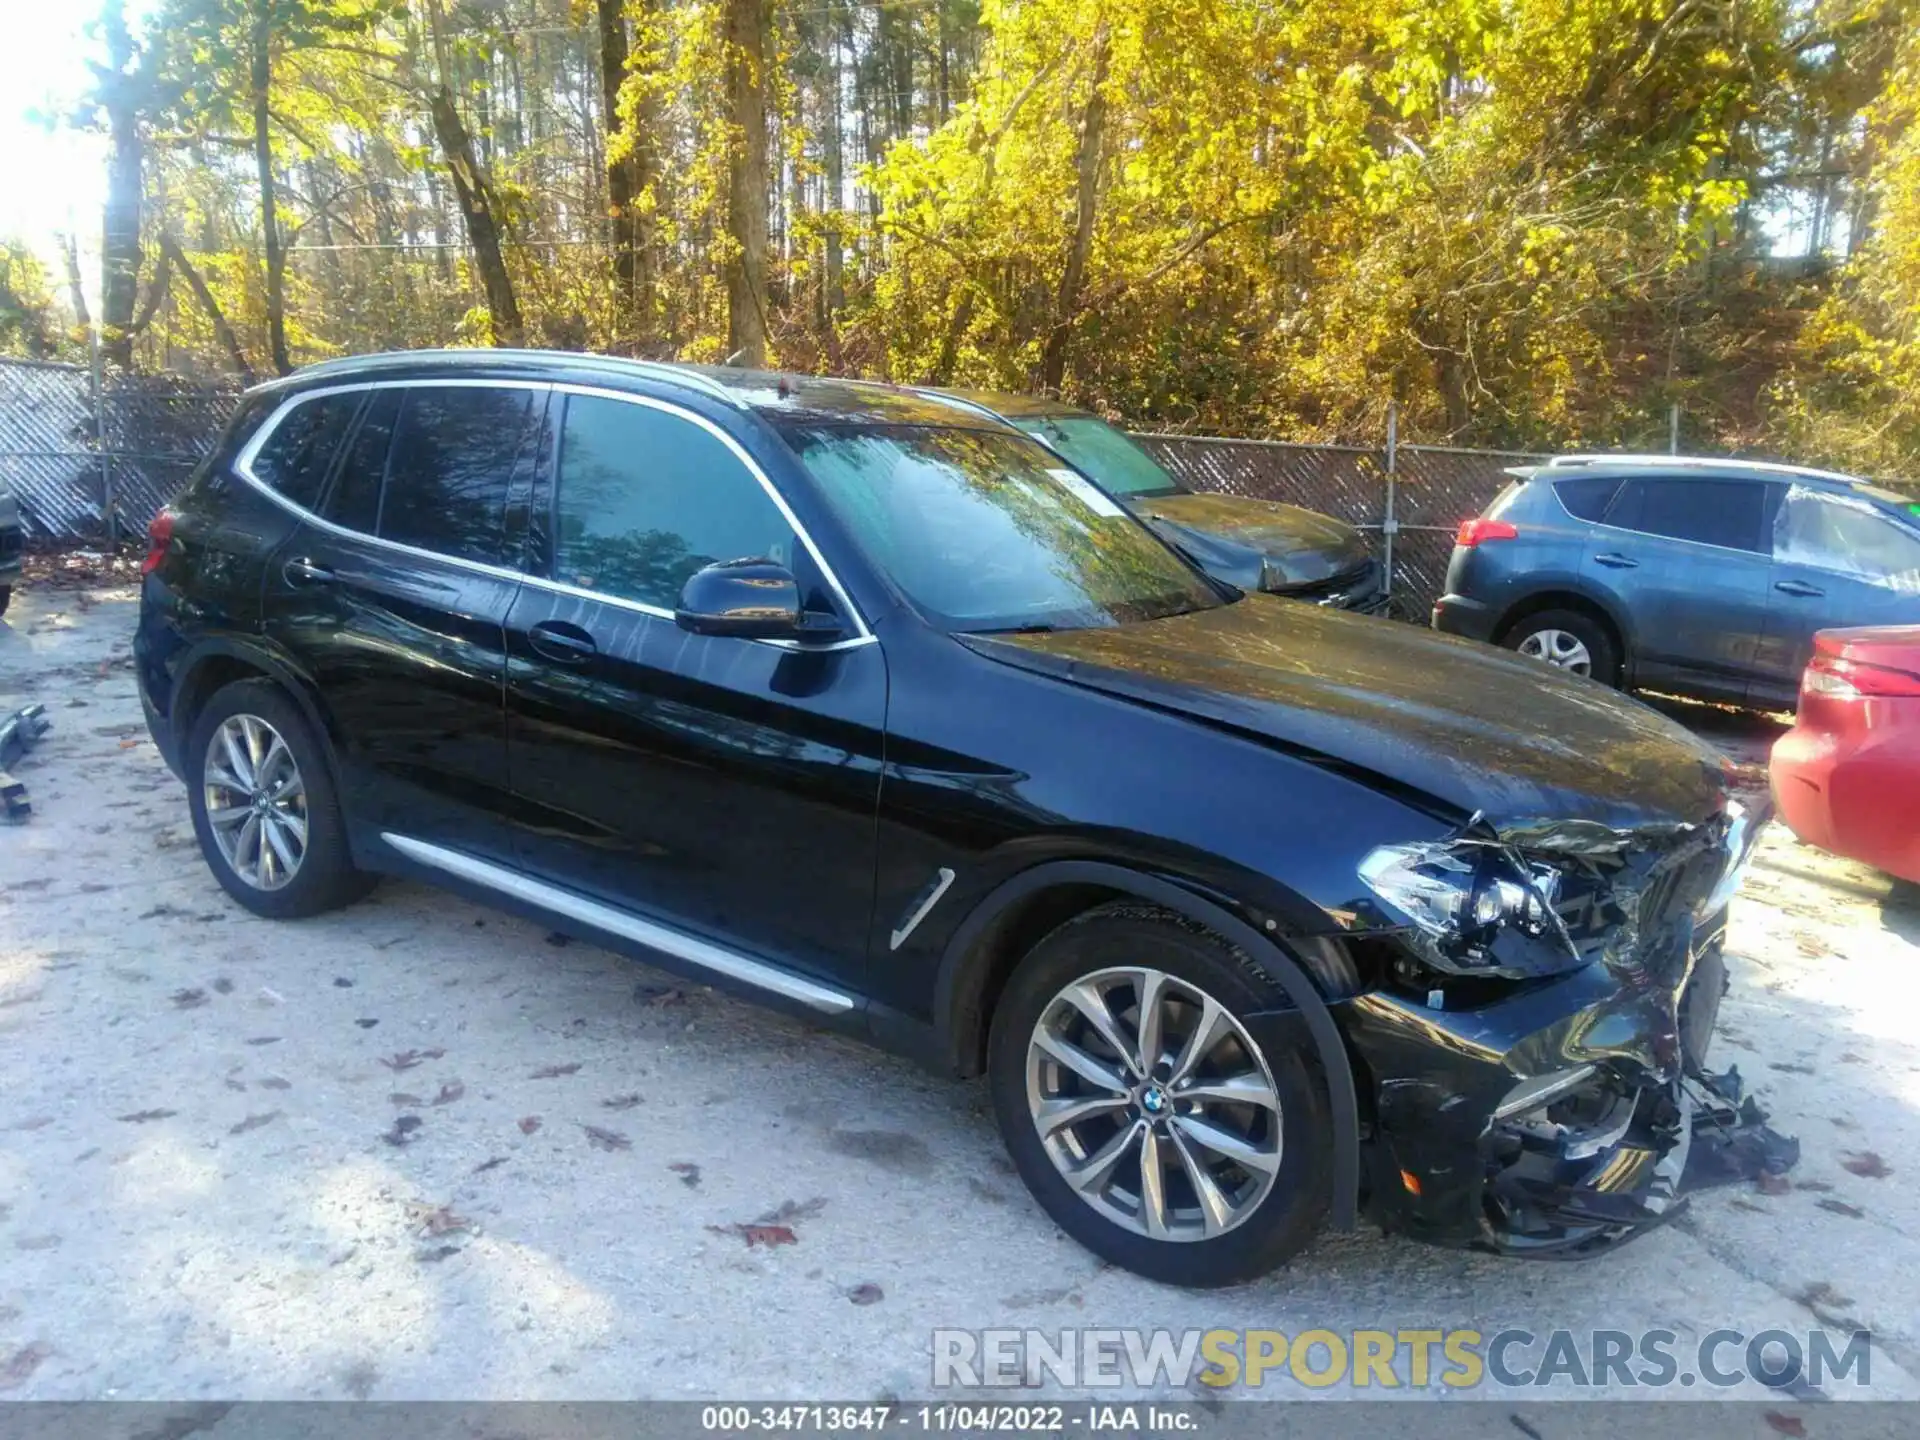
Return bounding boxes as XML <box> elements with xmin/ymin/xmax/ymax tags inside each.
<box><xmin>1456</xmin><ymin>518</ymin><xmax>1518</xmax><ymax>547</ymax></box>
<box><xmin>1802</xmin><ymin>653</ymin><xmax>1920</xmax><ymax>701</ymax></box>
<box><xmin>142</xmin><ymin>508</ymin><xmax>174</xmax><ymax>576</ymax></box>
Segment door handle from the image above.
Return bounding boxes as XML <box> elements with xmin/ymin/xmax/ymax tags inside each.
<box><xmin>284</xmin><ymin>557</ymin><xmax>334</xmax><ymax>585</ymax></box>
<box><xmin>528</xmin><ymin>620</ymin><xmax>598</xmax><ymax>663</ymax></box>
<box><xmin>1775</xmin><ymin>579</ymin><xmax>1826</xmax><ymax>598</ymax></box>
<box><xmin>1593</xmin><ymin>553</ymin><xmax>1639</xmax><ymax>569</ymax></box>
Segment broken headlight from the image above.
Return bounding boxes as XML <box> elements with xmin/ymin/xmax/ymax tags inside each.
<box><xmin>1357</xmin><ymin>839</ymin><xmax>1584</xmax><ymax>978</ymax></box>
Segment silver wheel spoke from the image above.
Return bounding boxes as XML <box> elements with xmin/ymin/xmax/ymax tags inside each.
<box><xmin>207</xmin><ymin>802</ymin><xmax>251</xmax><ymax>831</ymax></box>
<box><xmin>219</xmin><ymin>727</ymin><xmax>255</xmax><ymax>789</ymax></box>
<box><xmin>236</xmin><ymin>813</ymin><xmax>263</xmax><ymax>884</ymax></box>
<box><xmin>1058</xmin><ymin>981</ymin><xmax>1143</xmax><ymax>1080</ymax></box>
<box><xmin>1065</xmin><ymin>1119</ymin><xmax>1142</xmax><ymax>1195</ymax></box>
<box><xmin>273</xmin><ymin>808</ymin><xmax>308</xmax><ymax>846</ymax></box>
<box><xmin>1135</xmin><ymin>968</ymin><xmax>1168</xmax><ymax>1075</ymax></box>
<box><xmin>1178</xmin><ymin>1071</ymin><xmax>1279</xmax><ymax>1109</ymax></box>
<box><xmin>262</xmin><ymin>815</ymin><xmax>300</xmax><ymax>873</ymax></box>
<box><xmin>1034</xmin><ymin>1028</ymin><xmax>1129</xmax><ymax>1096</ymax></box>
<box><xmin>1171</xmin><ymin>1113</ymin><xmax>1281</xmax><ymax>1176</ymax></box>
<box><xmin>1167</xmin><ymin>997</ymin><xmax>1230</xmax><ymax>1087</ymax></box>
<box><xmin>1138</xmin><ymin>1126</ymin><xmax>1169</xmax><ymax>1237</ymax></box>
<box><xmin>1168</xmin><ymin>1124</ymin><xmax>1235</xmax><ymax>1236</ymax></box>
<box><xmin>1034</xmin><ymin>1094</ymin><xmax>1130</xmax><ymax>1137</ymax></box>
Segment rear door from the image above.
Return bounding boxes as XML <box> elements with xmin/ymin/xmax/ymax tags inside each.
<box><xmin>1756</xmin><ymin>486</ymin><xmax>1920</xmax><ymax>707</ymax></box>
<box><xmin>256</xmin><ymin>381</ymin><xmax>546</xmax><ymax>862</ymax></box>
<box><xmin>502</xmin><ymin>389</ymin><xmax>886</xmax><ymax>994</ymax></box>
<box><xmin>1583</xmin><ymin>476</ymin><xmax>1774</xmax><ymax>702</ymax></box>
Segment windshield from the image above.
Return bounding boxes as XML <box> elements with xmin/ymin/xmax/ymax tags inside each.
<box><xmin>1013</xmin><ymin>414</ymin><xmax>1183</xmax><ymax>497</ymax></box>
<box><xmin>784</xmin><ymin>424</ymin><xmax>1224</xmax><ymax>633</ymax></box>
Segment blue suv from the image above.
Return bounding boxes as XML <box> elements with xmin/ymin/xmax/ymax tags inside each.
<box><xmin>1432</xmin><ymin>456</ymin><xmax>1920</xmax><ymax>709</ymax></box>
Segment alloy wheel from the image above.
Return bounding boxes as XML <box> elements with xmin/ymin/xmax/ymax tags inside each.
<box><xmin>1025</xmin><ymin>967</ymin><xmax>1282</xmax><ymax>1241</ymax></box>
<box><xmin>203</xmin><ymin>713</ymin><xmax>309</xmax><ymax>891</ymax></box>
<box><xmin>1517</xmin><ymin>627</ymin><xmax>1593</xmax><ymax>676</ymax></box>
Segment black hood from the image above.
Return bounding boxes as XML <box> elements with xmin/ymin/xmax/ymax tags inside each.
<box><xmin>966</xmin><ymin>596</ymin><xmax>1728</xmax><ymax>836</ymax></box>
<box><xmin>1129</xmin><ymin>493</ymin><xmax>1373</xmax><ymax>590</ymax></box>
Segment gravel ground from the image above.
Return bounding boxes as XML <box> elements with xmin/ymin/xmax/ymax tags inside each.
<box><xmin>4</xmin><ymin>584</ymin><xmax>1920</xmax><ymax>1405</ymax></box>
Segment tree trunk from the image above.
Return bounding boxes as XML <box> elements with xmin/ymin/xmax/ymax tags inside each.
<box><xmin>429</xmin><ymin>86</ymin><xmax>526</xmax><ymax>347</ymax></box>
<box><xmin>823</xmin><ymin>25</ymin><xmax>845</xmax><ymax>356</ymax></box>
<box><xmin>1039</xmin><ymin>28</ymin><xmax>1110</xmax><ymax>394</ymax></box>
<box><xmin>99</xmin><ymin>0</ymin><xmax>143</xmax><ymax>371</ymax></box>
<box><xmin>251</xmin><ymin>0</ymin><xmax>291</xmax><ymax>375</ymax></box>
<box><xmin>597</xmin><ymin>0</ymin><xmax>658</xmax><ymax>343</ymax></box>
<box><xmin>59</xmin><ymin>233</ymin><xmax>93</xmax><ymax>332</ymax></box>
<box><xmin>725</xmin><ymin>0</ymin><xmax>769</xmax><ymax>366</ymax></box>
<box><xmin>160</xmin><ymin>232</ymin><xmax>256</xmax><ymax>384</ymax></box>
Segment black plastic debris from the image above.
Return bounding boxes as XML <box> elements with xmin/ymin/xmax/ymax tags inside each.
<box><xmin>0</xmin><ymin>703</ymin><xmax>51</xmax><ymax>821</ymax></box>
<box><xmin>1682</xmin><ymin>1065</ymin><xmax>1802</xmax><ymax>1192</ymax></box>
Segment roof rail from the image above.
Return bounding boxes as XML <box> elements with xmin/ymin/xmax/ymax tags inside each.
<box><xmin>280</xmin><ymin>349</ymin><xmax>749</xmax><ymax>409</ymax></box>
<box><xmin>1543</xmin><ymin>453</ymin><xmax>1864</xmax><ymax>485</ymax></box>
<box><xmin>905</xmin><ymin>388</ymin><xmax>1008</xmax><ymax>423</ymax></box>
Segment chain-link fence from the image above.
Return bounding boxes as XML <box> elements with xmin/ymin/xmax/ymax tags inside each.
<box><xmin>0</xmin><ymin>359</ymin><xmax>240</xmax><ymax>544</ymax></box>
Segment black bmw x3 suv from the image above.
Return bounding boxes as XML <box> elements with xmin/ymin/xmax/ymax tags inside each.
<box><xmin>137</xmin><ymin>350</ymin><xmax>1772</xmax><ymax>1285</ymax></box>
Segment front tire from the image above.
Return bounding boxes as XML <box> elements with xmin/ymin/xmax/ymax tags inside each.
<box><xmin>988</xmin><ymin>904</ymin><xmax>1332</xmax><ymax>1287</ymax></box>
<box><xmin>186</xmin><ymin>679</ymin><xmax>374</xmax><ymax>919</ymax></box>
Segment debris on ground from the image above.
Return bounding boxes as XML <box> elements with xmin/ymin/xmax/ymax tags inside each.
<box><xmin>405</xmin><ymin>1203</ymin><xmax>475</xmax><ymax>1238</ymax></box>
<box><xmin>0</xmin><ymin>704</ymin><xmax>51</xmax><ymax>822</ymax></box>
<box><xmin>383</xmin><ymin>1115</ymin><xmax>423</xmax><ymax>1147</ymax></box>
<box><xmin>669</xmin><ymin>1162</ymin><xmax>702</xmax><ymax>1188</ymax></box>
<box><xmin>228</xmin><ymin>1112</ymin><xmax>281</xmax><ymax>1136</ymax></box>
<box><xmin>531</xmin><ymin>1062</ymin><xmax>581</xmax><ymax>1079</ymax></box>
<box><xmin>116</xmin><ymin>1109</ymin><xmax>176</xmax><ymax>1124</ymax></box>
<box><xmin>847</xmin><ymin>1283</ymin><xmax>884</xmax><ymax>1306</ymax></box>
<box><xmin>430</xmin><ymin>1080</ymin><xmax>465</xmax><ymax>1106</ymax></box>
<box><xmin>1681</xmin><ymin>1068</ymin><xmax>1801</xmax><ymax>1194</ymax></box>
<box><xmin>518</xmin><ymin>1116</ymin><xmax>542</xmax><ymax>1134</ymax></box>
<box><xmin>707</xmin><ymin>1222</ymin><xmax>798</xmax><ymax>1249</ymax></box>
<box><xmin>582</xmin><ymin>1124</ymin><xmax>631</xmax><ymax>1152</ymax></box>
<box><xmin>1842</xmin><ymin>1151</ymin><xmax>1891</xmax><ymax>1178</ymax></box>
<box><xmin>379</xmin><ymin>1049</ymin><xmax>444</xmax><ymax>1071</ymax></box>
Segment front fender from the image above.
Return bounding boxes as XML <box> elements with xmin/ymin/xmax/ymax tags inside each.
<box><xmin>933</xmin><ymin>859</ymin><xmax>1360</xmax><ymax>1231</ymax></box>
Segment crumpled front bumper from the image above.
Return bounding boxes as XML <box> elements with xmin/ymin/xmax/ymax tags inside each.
<box><xmin>1342</xmin><ymin>900</ymin><xmax>1794</xmax><ymax>1256</ymax></box>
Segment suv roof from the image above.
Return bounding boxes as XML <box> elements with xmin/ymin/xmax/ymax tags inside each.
<box><xmin>269</xmin><ymin>350</ymin><xmax>997</xmax><ymax>429</ymax></box>
<box><xmin>909</xmin><ymin>387</ymin><xmax>1081</xmax><ymax>421</ymax></box>
<box><xmin>1515</xmin><ymin>453</ymin><xmax>1868</xmax><ymax>487</ymax></box>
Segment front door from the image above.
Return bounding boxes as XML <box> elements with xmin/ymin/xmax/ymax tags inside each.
<box><xmin>503</xmin><ymin>389</ymin><xmax>886</xmax><ymax>993</ymax></box>
<box><xmin>1583</xmin><ymin>476</ymin><xmax>1774</xmax><ymax>702</ymax></box>
<box><xmin>258</xmin><ymin>381</ymin><xmax>547</xmax><ymax>863</ymax></box>
<box><xmin>1756</xmin><ymin>485</ymin><xmax>1920</xmax><ymax>708</ymax></box>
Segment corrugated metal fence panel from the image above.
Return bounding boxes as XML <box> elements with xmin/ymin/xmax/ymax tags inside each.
<box><xmin>0</xmin><ymin>360</ymin><xmax>102</xmax><ymax>538</ymax></box>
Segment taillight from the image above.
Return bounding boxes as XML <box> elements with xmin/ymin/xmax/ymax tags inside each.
<box><xmin>1456</xmin><ymin>518</ymin><xmax>1519</xmax><ymax>547</ymax></box>
<box><xmin>1803</xmin><ymin>653</ymin><xmax>1920</xmax><ymax>700</ymax></box>
<box><xmin>142</xmin><ymin>508</ymin><xmax>174</xmax><ymax>576</ymax></box>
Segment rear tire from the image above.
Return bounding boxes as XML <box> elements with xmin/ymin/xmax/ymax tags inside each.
<box><xmin>186</xmin><ymin>679</ymin><xmax>375</xmax><ymax>919</ymax></box>
<box><xmin>1503</xmin><ymin>608</ymin><xmax>1621</xmax><ymax>687</ymax></box>
<box><xmin>988</xmin><ymin>903</ymin><xmax>1332</xmax><ymax>1287</ymax></box>
<box><xmin>0</xmin><ymin>584</ymin><xmax>11</xmax><ymax>617</ymax></box>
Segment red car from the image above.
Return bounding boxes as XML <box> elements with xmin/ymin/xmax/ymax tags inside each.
<box><xmin>1771</xmin><ymin>625</ymin><xmax>1920</xmax><ymax>883</ymax></box>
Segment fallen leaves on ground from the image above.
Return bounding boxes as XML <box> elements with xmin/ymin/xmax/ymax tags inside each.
<box><xmin>602</xmin><ymin>1093</ymin><xmax>642</xmax><ymax>1110</ymax></box>
<box><xmin>388</xmin><ymin>1092</ymin><xmax>423</xmax><ymax>1107</ymax></box>
<box><xmin>228</xmin><ymin>1111</ymin><xmax>281</xmax><ymax>1136</ymax></box>
<box><xmin>582</xmin><ymin>1124</ymin><xmax>631</xmax><ymax>1152</ymax></box>
<box><xmin>380</xmin><ymin>1049</ymin><xmax>445</xmax><ymax>1072</ymax></box>
<box><xmin>708</xmin><ymin>1222</ymin><xmax>798</xmax><ymax>1249</ymax></box>
<box><xmin>1763</xmin><ymin>1412</ymin><xmax>1806</xmax><ymax>1438</ymax></box>
<box><xmin>1841</xmin><ymin>1151</ymin><xmax>1891</xmax><ymax>1178</ymax></box>
<box><xmin>473</xmin><ymin>1156</ymin><xmax>508</xmax><ymax>1174</ymax></box>
<box><xmin>669</xmin><ymin>1162</ymin><xmax>701</xmax><ymax>1188</ymax></box>
<box><xmin>1756</xmin><ymin>1171</ymin><xmax>1793</xmax><ymax>1196</ymax></box>
<box><xmin>169</xmin><ymin>988</ymin><xmax>208</xmax><ymax>1009</ymax></box>
<box><xmin>406</xmin><ymin>1203</ymin><xmax>475</xmax><ymax>1238</ymax></box>
<box><xmin>531</xmin><ymin>1062</ymin><xmax>581</xmax><ymax>1079</ymax></box>
<box><xmin>431</xmin><ymin>1081</ymin><xmax>465</xmax><ymax>1106</ymax></box>
<box><xmin>633</xmin><ymin>984</ymin><xmax>686</xmax><ymax>1007</ymax></box>
<box><xmin>1817</xmin><ymin>1197</ymin><xmax>1866</xmax><ymax>1218</ymax></box>
<box><xmin>518</xmin><ymin>1115</ymin><xmax>542</xmax><ymax>1134</ymax></box>
<box><xmin>757</xmin><ymin>1197</ymin><xmax>827</xmax><ymax>1225</ymax></box>
<box><xmin>0</xmin><ymin>1342</ymin><xmax>52</xmax><ymax>1391</ymax></box>
<box><xmin>848</xmin><ymin>1283</ymin><xmax>884</xmax><ymax>1306</ymax></box>
<box><xmin>116</xmin><ymin>1109</ymin><xmax>176</xmax><ymax>1124</ymax></box>
<box><xmin>383</xmin><ymin>1115</ymin><xmax>423</xmax><ymax>1147</ymax></box>
<box><xmin>255</xmin><ymin>1077</ymin><xmax>291</xmax><ymax>1091</ymax></box>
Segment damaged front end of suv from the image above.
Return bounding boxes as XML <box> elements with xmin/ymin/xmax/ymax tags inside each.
<box><xmin>1343</xmin><ymin>800</ymin><xmax>1795</xmax><ymax>1256</ymax></box>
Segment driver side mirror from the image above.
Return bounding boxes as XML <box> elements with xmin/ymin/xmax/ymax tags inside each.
<box><xmin>675</xmin><ymin>558</ymin><xmax>831</xmax><ymax>640</ymax></box>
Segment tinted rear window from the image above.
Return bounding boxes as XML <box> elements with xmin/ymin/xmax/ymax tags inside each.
<box><xmin>1604</xmin><ymin>478</ymin><xmax>1768</xmax><ymax>552</ymax></box>
<box><xmin>379</xmin><ymin>386</ymin><xmax>542</xmax><ymax>567</ymax></box>
<box><xmin>250</xmin><ymin>393</ymin><xmax>360</xmax><ymax>510</ymax></box>
<box><xmin>320</xmin><ymin>389</ymin><xmax>399</xmax><ymax>535</ymax></box>
<box><xmin>1553</xmin><ymin>476</ymin><xmax>1622</xmax><ymax>522</ymax></box>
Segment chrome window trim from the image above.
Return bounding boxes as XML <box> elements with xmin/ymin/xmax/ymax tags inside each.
<box><xmin>382</xmin><ymin>832</ymin><xmax>856</xmax><ymax>1015</ymax></box>
<box><xmin>229</xmin><ymin>377</ymin><xmax>877</xmax><ymax>651</ymax></box>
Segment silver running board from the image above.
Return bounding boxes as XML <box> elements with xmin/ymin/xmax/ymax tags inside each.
<box><xmin>381</xmin><ymin>832</ymin><xmax>857</xmax><ymax>1016</ymax></box>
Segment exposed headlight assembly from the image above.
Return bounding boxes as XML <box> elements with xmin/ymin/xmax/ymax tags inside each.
<box><xmin>1358</xmin><ymin>836</ymin><xmax>1585</xmax><ymax>979</ymax></box>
